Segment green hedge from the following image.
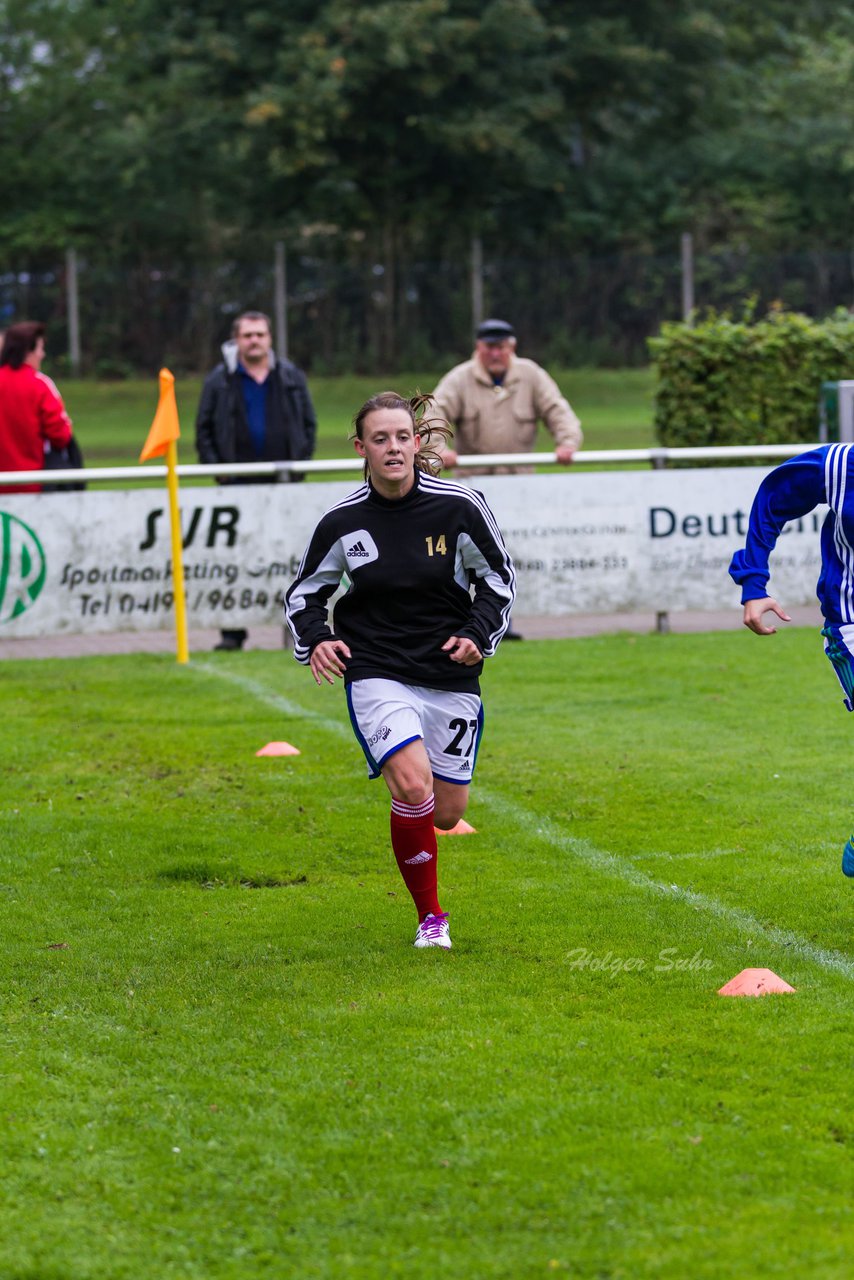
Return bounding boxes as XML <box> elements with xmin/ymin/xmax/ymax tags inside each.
<box><xmin>648</xmin><ymin>307</ymin><xmax>854</xmax><ymax>447</ymax></box>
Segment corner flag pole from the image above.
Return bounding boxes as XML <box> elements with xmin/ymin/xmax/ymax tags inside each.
<box><xmin>165</xmin><ymin>437</ymin><xmax>189</xmax><ymax>663</ymax></box>
<box><xmin>139</xmin><ymin>369</ymin><xmax>189</xmax><ymax>664</ymax></box>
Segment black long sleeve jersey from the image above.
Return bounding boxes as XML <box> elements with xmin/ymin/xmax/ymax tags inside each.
<box><xmin>285</xmin><ymin>468</ymin><xmax>516</xmax><ymax>693</ymax></box>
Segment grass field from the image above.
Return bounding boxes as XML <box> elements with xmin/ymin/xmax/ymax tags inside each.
<box><xmin>3</xmin><ymin>629</ymin><xmax>853</xmax><ymax>1278</ymax></box>
<box><xmin>58</xmin><ymin>368</ymin><xmax>656</xmax><ymax>470</ymax></box>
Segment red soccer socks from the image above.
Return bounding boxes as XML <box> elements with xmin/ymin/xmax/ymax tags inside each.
<box><xmin>390</xmin><ymin>795</ymin><xmax>441</xmax><ymax>920</ymax></box>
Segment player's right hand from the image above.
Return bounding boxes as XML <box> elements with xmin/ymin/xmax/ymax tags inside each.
<box><xmin>442</xmin><ymin>635</ymin><xmax>482</xmax><ymax>665</ymax></box>
<box><xmin>310</xmin><ymin>639</ymin><xmax>351</xmax><ymax>685</ymax></box>
<box><xmin>743</xmin><ymin>597</ymin><xmax>791</xmax><ymax>635</ymax></box>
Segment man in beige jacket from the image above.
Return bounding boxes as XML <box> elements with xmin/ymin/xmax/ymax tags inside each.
<box><xmin>431</xmin><ymin>318</ymin><xmax>582</xmax><ymax>475</ymax></box>
<box><xmin>431</xmin><ymin>319</ymin><xmax>582</xmax><ymax>638</ymax></box>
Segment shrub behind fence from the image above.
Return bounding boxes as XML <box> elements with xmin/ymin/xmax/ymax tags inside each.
<box><xmin>649</xmin><ymin>308</ymin><xmax>854</xmax><ymax>448</ymax></box>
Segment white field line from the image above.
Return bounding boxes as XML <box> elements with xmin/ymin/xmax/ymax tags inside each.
<box><xmin>629</xmin><ymin>848</ymin><xmax>741</xmax><ymax>862</ymax></box>
<box><xmin>187</xmin><ymin>667</ymin><xmax>854</xmax><ymax>981</ymax></box>
<box><xmin>481</xmin><ymin>792</ymin><xmax>854</xmax><ymax>981</ymax></box>
<box><xmin>190</xmin><ymin>661</ymin><xmax>351</xmax><ymax>740</ymax></box>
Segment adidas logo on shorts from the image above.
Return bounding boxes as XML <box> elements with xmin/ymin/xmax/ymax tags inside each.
<box><xmin>404</xmin><ymin>850</ymin><xmax>433</xmax><ymax>865</ymax></box>
<box><xmin>347</xmin><ymin>540</ymin><xmax>369</xmax><ymax>558</ymax></box>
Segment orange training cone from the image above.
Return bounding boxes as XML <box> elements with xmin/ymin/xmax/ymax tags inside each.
<box><xmin>255</xmin><ymin>742</ymin><xmax>301</xmax><ymax>757</ymax></box>
<box><xmin>717</xmin><ymin>968</ymin><xmax>796</xmax><ymax>997</ymax></box>
<box><xmin>435</xmin><ymin>819</ymin><xmax>477</xmax><ymax>836</ymax></box>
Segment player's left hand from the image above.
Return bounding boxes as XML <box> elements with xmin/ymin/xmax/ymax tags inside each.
<box><xmin>743</xmin><ymin>596</ymin><xmax>791</xmax><ymax>635</ymax></box>
<box><xmin>555</xmin><ymin>445</ymin><xmax>576</xmax><ymax>465</ymax></box>
<box><xmin>442</xmin><ymin>635</ymin><xmax>482</xmax><ymax>665</ymax></box>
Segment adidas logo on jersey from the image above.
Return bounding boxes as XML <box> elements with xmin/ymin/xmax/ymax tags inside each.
<box><xmin>457</xmin><ymin>761</ymin><xmax>471</xmax><ymax>772</ymax></box>
<box><xmin>404</xmin><ymin>850</ymin><xmax>433</xmax><ymax>865</ymax></box>
<box><xmin>341</xmin><ymin>529</ymin><xmax>379</xmax><ymax>566</ymax></box>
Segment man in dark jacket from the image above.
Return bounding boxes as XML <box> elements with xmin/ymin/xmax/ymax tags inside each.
<box><xmin>196</xmin><ymin>310</ymin><xmax>317</xmax><ymax>650</ymax></box>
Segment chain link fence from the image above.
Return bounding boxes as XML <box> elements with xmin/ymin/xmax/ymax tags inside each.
<box><xmin>2</xmin><ymin>245</ymin><xmax>852</xmax><ymax>376</ymax></box>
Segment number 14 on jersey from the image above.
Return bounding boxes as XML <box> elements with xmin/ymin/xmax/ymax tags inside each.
<box><xmin>425</xmin><ymin>534</ymin><xmax>447</xmax><ymax>557</ymax></box>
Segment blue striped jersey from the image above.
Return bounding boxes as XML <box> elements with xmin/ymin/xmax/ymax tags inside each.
<box><xmin>729</xmin><ymin>444</ymin><xmax>854</xmax><ymax>624</ymax></box>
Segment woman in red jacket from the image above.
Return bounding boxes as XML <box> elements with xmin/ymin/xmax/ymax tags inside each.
<box><xmin>0</xmin><ymin>321</ymin><xmax>73</xmax><ymax>494</ymax></box>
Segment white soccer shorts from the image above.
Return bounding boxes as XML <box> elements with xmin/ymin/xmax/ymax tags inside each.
<box><xmin>346</xmin><ymin>678</ymin><xmax>484</xmax><ymax>784</ymax></box>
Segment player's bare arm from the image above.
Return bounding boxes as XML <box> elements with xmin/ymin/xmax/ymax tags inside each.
<box><xmin>442</xmin><ymin>635</ymin><xmax>483</xmax><ymax>665</ymax></box>
<box><xmin>743</xmin><ymin>597</ymin><xmax>792</xmax><ymax>636</ymax></box>
<box><xmin>310</xmin><ymin>638</ymin><xmax>351</xmax><ymax>685</ymax></box>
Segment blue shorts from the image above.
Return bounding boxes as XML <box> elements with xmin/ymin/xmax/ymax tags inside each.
<box><xmin>822</xmin><ymin>624</ymin><xmax>854</xmax><ymax>713</ymax></box>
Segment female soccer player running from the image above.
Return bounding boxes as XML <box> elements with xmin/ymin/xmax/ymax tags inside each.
<box><xmin>285</xmin><ymin>392</ymin><xmax>516</xmax><ymax>948</ymax></box>
<box><xmin>729</xmin><ymin>441</ymin><xmax>854</xmax><ymax>876</ymax></box>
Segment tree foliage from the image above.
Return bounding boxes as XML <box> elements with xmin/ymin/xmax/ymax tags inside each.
<box><xmin>2</xmin><ymin>0</ymin><xmax>852</xmax><ymax>259</ymax></box>
<box><xmin>1</xmin><ymin>0</ymin><xmax>852</xmax><ymax>369</ymax></box>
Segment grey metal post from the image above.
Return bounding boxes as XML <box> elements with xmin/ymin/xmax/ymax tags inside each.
<box><xmin>274</xmin><ymin>240</ymin><xmax>288</xmax><ymax>359</ymax></box>
<box><xmin>66</xmin><ymin>247</ymin><xmax>81</xmax><ymax>374</ymax></box>
<box><xmin>838</xmin><ymin>380</ymin><xmax>854</xmax><ymax>442</ymax></box>
<box><xmin>471</xmin><ymin>234</ymin><xmax>484</xmax><ymax>330</ymax></box>
<box><xmin>681</xmin><ymin>232</ymin><xmax>694</xmax><ymax>324</ymax></box>
<box><xmin>653</xmin><ymin>446</ymin><xmax>670</xmax><ymax>632</ymax></box>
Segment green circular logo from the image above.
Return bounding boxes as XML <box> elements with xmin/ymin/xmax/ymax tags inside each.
<box><xmin>0</xmin><ymin>512</ymin><xmax>47</xmax><ymax>623</ymax></box>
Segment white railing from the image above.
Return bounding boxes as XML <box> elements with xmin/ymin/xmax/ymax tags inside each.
<box><xmin>0</xmin><ymin>442</ymin><xmax>822</xmax><ymax>487</ymax></box>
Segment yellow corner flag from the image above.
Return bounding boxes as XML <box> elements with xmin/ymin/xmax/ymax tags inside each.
<box><xmin>140</xmin><ymin>369</ymin><xmax>189</xmax><ymax>664</ymax></box>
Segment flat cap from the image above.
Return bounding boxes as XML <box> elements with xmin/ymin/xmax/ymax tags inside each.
<box><xmin>475</xmin><ymin>318</ymin><xmax>515</xmax><ymax>342</ymax></box>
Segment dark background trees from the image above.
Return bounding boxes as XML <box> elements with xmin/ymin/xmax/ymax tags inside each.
<box><xmin>1</xmin><ymin>0</ymin><xmax>852</xmax><ymax>371</ymax></box>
